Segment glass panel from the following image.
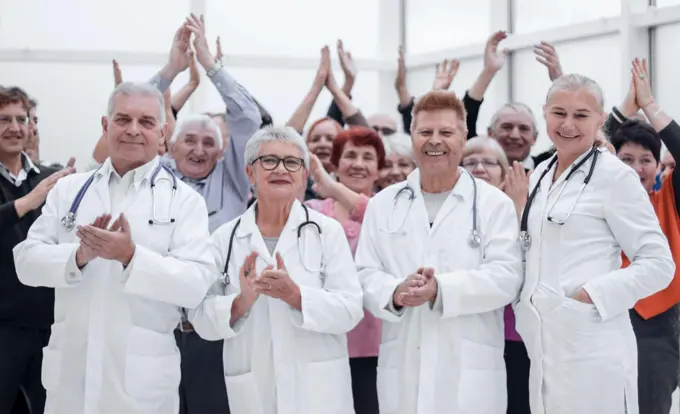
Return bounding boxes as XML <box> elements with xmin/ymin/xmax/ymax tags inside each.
<box><xmin>0</xmin><ymin>62</ymin><xmax>187</xmax><ymax>170</ymax></box>
<box><xmin>655</xmin><ymin>0</ymin><xmax>680</xmax><ymax>7</ymax></box>
<box><xmin>195</xmin><ymin>68</ymin><xmax>380</xmax><ymax>135</ymax></box>
<box><xmin>512</xmin><ymin>0</ymin><xmax>620</xmax><ymax>34</ymax></box>
<box><xmin>654</xmin><ymin>23</ymin><xmax>680</xmax><ymax>121</ymax></box>
<box><xmin>0</xmin><ymin>0</ymin><xmax>190</xmax><ymax>52</ymax></box>
<box><xmin>205</xmin><ymin>0</ymin><xmax>380</xmax><ymax>58</ymax></box>
<box><xmin>407</xmin><ymin>0</ymin><xmax>491</xmax><ymax>54</ymax></box>
<box><xmin>406</xmin><ymin>58</ymin><xmax>506</xmax><ymax>136</ymax></box>
<box><xmin>511</xmin><ymin>35</ymin><xmax>621</xmax><ymax>154</ymax></box>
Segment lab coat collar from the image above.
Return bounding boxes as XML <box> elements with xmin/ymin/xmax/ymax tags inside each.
<box><xmin>97</xmin><ymin>156</ymin><xmax>159</xmax><ymax>189</ymax></box>
<box><xmin>405</xmin><ymin>167</ymin><xmax>472</xmax><ymax>233</ymax></box>
<box><xmin>545</xmin><ymin>146</ymin><xmax>598</xmax><ymax>193</ymax></box>
<box><xmin>235</xmin><ymin>199</ymin><xmax>306</xmax><ymax>265</ymax></box>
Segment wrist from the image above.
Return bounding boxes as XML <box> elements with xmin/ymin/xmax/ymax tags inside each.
<box><xmin>14</xmin><ymin>197</ymin><xmax>31</xmax><ymax>218</ymax></box>
<box><xmin>118</xmin><ymin>243</ymin><xmax>136</xmax><ymax>267</ymax></box>
<box><xmin>199</xmin><ymin>54</ymin><xmax>218</xmax><ymax>73</ymax></box>
<box><xmin>642</xmin><ymin>100</ymin><xmax>658</xmax><ymax>112</ymax></box>
<box><xmin>75</xmin><ymin>247</ymin><xmax>89</xmax><ymax>269</ymax></box>
<box><xmin>481</xmin><ymin>66</ymin><xmax>499</xmax><ymax>76</ymax></box>
<box><xmin>159</xmin><ymin>64</ymin><xmax>182</xmax><ymax>82</ymax></box>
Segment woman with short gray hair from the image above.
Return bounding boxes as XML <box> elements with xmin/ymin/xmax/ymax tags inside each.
<box><xmin>189</xmin><ymin>126</ymin><xmax>363</xmax><ymax>414</ymax></box>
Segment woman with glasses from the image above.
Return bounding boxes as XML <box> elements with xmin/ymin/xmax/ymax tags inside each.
<box><xmin>189</xmin><ymin>126</ymin><xmax>363</xmax><ymax>414</ymax></box>
<box><xmin>461</xmin><ymin>136</ymin><xmax>531</xmax><ymax>414</ymax></box>
<box><xmin>515</xmin><ymin>73</ymin><xmax>674</xmax><ymax>414</ymax></box>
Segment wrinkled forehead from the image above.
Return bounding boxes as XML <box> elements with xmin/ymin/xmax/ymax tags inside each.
<box><xmin>495</xmin><ymin>107</ymin><xmax>534</xmax><ymax>128</ymax></box>
<box><xmin>0</xmin><ymin>102</ymin><xmax>28</xmax><ymax>116</ymax></box>
<box><xmin>259</xmin><ymin>141</ymin><xmax>303</xmax><ymax>158</ymax></box>
<box><xmin>180</xmin><ymin>125</ymin><xmax>218</xmax><ymax>141</ymax></box>
<box><xmin>111</xmin><ymin>94</ymin><xmax>161</xmax><ymax>120</ymax></box>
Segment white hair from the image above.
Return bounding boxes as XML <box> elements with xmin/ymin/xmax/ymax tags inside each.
<box><xmin>463</xmin><ymin>135</ymin><xmax>510</xmax><ymax>173</ymax></box>
<box><xmin>489</xmin><ymin>103</ymin><xmax>538</xmax><ymax>137</ymax></box>
<box><xmin>383</xmin><ymin>132</ymin><xmax>413</xmax><ymax>158</ymax></box>
<box><xmin>546</xmin><ymin>73</ymin><xmax>605</xmax><ymax>111</ymax></box>
<box><xmin>171</xmin><ymin>114</ymin><xmax>223</xmax><ymax>149</ymax></box>
<box><xmin>244</xmin><ymin>126</ymin><xmax>309</xmax><ymax>169</ymax></box>
<box><xmin>107</xmin><ymin>82</ymin><xmax>165</xmax><ymax>124</ymax></box>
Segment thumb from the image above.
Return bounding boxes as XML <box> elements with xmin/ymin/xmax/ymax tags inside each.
<box><xmin>66</xmin><ymin>157</ymin><xmax>76</xmax><ymax>169</ymax></box>
<box><xmin>423</xmin><ymin>268</ymin><xmax>435</xmax><ymax>279</ymax></box>
<box><xmin>119</xmin><ymin>213</ymin><xmax>131</xmax><ymax>233</ymax></box>
<box><xmin>276</xmin><ymin>252</ymin><xmax>286</xmax><ymax>270</ymax></box>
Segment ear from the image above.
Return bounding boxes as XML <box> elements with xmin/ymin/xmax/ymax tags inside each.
<box><xmin>101</xmin><ymin>116</ymin><xmax>109</xmax><ymax>134</ymax></box>
<box><xmin>246</xmin><ymin>164</ymin><xmax>256</xmax><ymax>187</ymax></box>
<box><xmin>542</xmin><ymin>105</ymin><xmax>549</xmax><ymax>122</ymax></box>
<box><xmin>160</xmin><ymin>122</ymin><xmax>169</xmax><ymax>141</ymax></box>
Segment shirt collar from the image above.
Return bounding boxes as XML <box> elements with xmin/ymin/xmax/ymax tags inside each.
<box><xmin>0</xmin><ymin>153</ymin><xmax>40</xmax><ymax>185</ymax></box>
<box><xmin>98</xmin><ymin>156</ymin><xmax>159</xmax><ymax>188</ymax></box>
<box><xmin>406</xmin><ymin>167</ymin><xmax>471</xmax><ymax>201</ymax></box>
<box><xmin>521</xmin><ymin>155</ymin><xmax>535</xmax><ymax>170</ymax></box>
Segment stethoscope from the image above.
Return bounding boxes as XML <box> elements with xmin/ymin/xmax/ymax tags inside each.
<box><xmin>519</xmin><ymin>146</ymin><xmax>600</xmax><ymax>252</ymax></box>
<box><xmin>388</xmin><ymin>170</ymin><xmax>482</xmax><ymax>248</ymax></box>
<box><xmin>60</xmin><ymin>163</ymin><xmax>178</xmax><ymax>232</ymax></box>
<box><xmin>221</xmin><ymin>204</ymin><xmax>324</xmax><ymax>286</ymax></box>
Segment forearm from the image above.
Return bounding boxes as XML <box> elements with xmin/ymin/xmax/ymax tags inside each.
<box><xmin>210</xmin><ymin>69</ymin><xmax>260</xmax><ymax>127</ymax></box>
<box><xmin>398</xmin><ymin>98</ymin><xmax>415</xmax><ymax>134</ymax></box>
<box><xmin>397</xmin><ymin>86</ymin><xmax>411</xmax><ymax>107</ymax></box>
<box><xmin>287</xmin><ymin>83</ymin><xmax>324</xmax><ymax>132</ymax></box>
<box><xmin>188</xmin><ymin>293</ymin><xmax>245</xmax><ymax>340</ymax></box>
<box><xmin>463</xmin><ymin>92</ymin><xmax>483</xmax><ymax>139</ymax></box>
<box><xmin>642</xmin><ymin>101</ymin><xmax>673</xmax><ymax>134</ymax></box>
<box><xmin>328</xmin><ymin>85</ymin><xmax>361</xmax><ymax>120</ymax></box>
<box><xmin>13</xmin><ymin>241</ymin><xmax>83</xmax><ymax>288</ymax></box>
<box><xmin>289</xmin><ymin>286</ymin><xmax>363</xmax><ymax>334</ymax></box>
<box><xmin>148</xmin><ymin>68</ymin><xmax>176</xmax><ymax>93</ymax></box>
<box><xmin>327</xmin><ymin>182</ymin><xmax>364</xmax><ymax>215</ymax></box>
<box><xmin>171</xmin><ymin>81</ymin><xmax>199</xmax><ymax>113</ymax></box>
<box><xmin>467</xmin><ymin>68</ymin><xmax>497</xmax><ymax>101</ymax></box>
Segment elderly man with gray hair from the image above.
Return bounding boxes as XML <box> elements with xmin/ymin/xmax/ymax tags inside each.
<box><xmin>189</xmin><ymin>126</ymin><xmax>363</xmax><ymax>414</ymax></box>
<box><xmin>145</xmin><ymin>16</ymin><xmax>262</xmax><ymax>414</ymax></box>
<box><xmin>13</xmin><ymin>81</ymin><xmax>217</xmax><ymax>414</ymax></box>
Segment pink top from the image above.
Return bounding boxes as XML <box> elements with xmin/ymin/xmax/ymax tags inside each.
<box><xmin>305</xmin><ymin>195</ymin><xmax>381</xmax><ymax>358</ymax></box>
<box><xmin>504</xmin><ymin>305</ymin><xmax>522</xmax><ymax>342</ymax></box>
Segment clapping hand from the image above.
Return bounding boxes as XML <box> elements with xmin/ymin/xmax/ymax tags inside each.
<box><xmin>632</xmin><ymin>58</ymin><xmax>654</xmax><ymax>109</ymax></box>
<box><xmin>237</xmin><ymin>252</ymin><xmax>261</xmax><ymax>308</ymax></box>
<box><xmin>184</xmin><ymin>14</ymin><xmax>217</xmax><ymax>71</ymax></box>
<box><xmin>534</xmin><ymin>41</ymin><xmax>563</xmax><ymax>81</ymax></box>
<box><xmin>393</xmin><ymin>268</ymin><xmax>438</xmax><ymax>308</ymax></box>
<box><xmin>484</xmin><ymin>31</ymin><xmax>509</xmax><ymax>73</ymax></box>
<box><xmin>75</xmin><ymin>213</ymin><xmax>136</xmax><ymax>268</ymax></box>
<box><xmin>253</xmin><ymin>252</ymin><xmax>302</xmax><ymax>309</ymax></box>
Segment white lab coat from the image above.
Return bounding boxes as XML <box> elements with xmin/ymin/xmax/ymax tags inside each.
<box><xmin>12</xmin><ymin>157</ymin><xmax>217</xmax><ymax>414</ymax></box>
<box><xmin>515</xmin><ymin>148</ymin><xmax>674</xmax><ymax>414</ymax></box>
<box><xmin>188</xmin><ymin>200</ymin><xmax>363</xmax><ymax>414</ymax></box>
<box><xmin>355</xmin><ymin>169</ymin><xmax>523</xmax><ymax>414</ymax></box>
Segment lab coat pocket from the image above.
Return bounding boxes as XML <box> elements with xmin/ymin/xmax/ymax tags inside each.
<box><xmin>307</xmin><ymin>357</ymin><xmax>354</xmax><ymax>414</ymax></box>
<box><xmin>225</xmin><ymin>371</ymin><xmax>264</xmax><ymax>414</ymax></box>
<box><xmin>124</xmin><ymin>327</ymin><xmax>180</xmax><ymax>407</ymax></box>
<box><xmin>458</xmin><ymin>340</ymin><xmax>506</xmax><ymax>413</ymax></box>
<box><xmin>376</xmin><ymin>341</ymin><xmax>399</xmax><ymax>414</ymax></box>
<box><xmin>40</xmin><ymin>347</ymin><xmax>62</xmax><ymax>392</ymax></box>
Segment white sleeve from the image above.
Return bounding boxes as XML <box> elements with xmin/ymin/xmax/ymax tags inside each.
<box><xmin>432</xmin><ymin>194</ymin><xmax>523</xmax><ymax>318</ymax></box>
<box><xmin>123</xmin><ymin>191</ymin><xmax>219</xmax><ymax>309</ymax></box>
<box><xmin>13</xmin><ymin>179</ymin><xmax>85</xmax><ymax>288</ymax></box>
<box><xmin>289</xmin><ymin>220</ymin><xmax>364</xmax><ymax>334</ymax></box>
<box><xmin>583</xmin><ymin>168</ymin><xmax>674</xmax><ymax>321</ymax></box>
<box><xmin>355</xmin><ymin>197</ymin><xmax>407</xmax><ymax>322</ymax></box>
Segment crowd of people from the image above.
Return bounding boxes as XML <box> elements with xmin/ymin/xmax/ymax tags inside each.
<box><xmin>2</xmin><ymin>12</ymin><xmax>680</xmax><ymax>414</ymax></box>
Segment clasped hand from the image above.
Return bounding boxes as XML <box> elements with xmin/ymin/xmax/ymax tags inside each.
<box><xmin>237</xmin><ymin>252</ymin><xmax>302</xmax><ymax>310</ymax></box>
<box><xmin>75</xmin><ymin>214</ymin><xmax>135</xmax><ymax>268</ymax></box>
<box><xmin>393</xmin><ymin>267</ymin><xmax>438</xmax><ymax>308</ymax></box>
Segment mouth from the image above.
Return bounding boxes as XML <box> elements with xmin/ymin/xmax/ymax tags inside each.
<box><xmin>187</xmin><ymin>157</ymin><xmax>208</xmax><ymax>166</ymax></box>
<box><xmin>424</xmin><ymin>150</ymin><xmax>447</xmax><ymax>157</ymax></box>
<box><xmin>269</xmin><ymin>178</ymin><xmax>292</xmax><ymax>185</ymax></box>
<box><xmin>315</xmin><ymin>149</ymin><xmax>331</xmax><ymax>159</ymax></box>
<box><xmin>348</xmin><ymin>172</ymin><xmax>367</xmax><ymax>179</ymax></box>
<box><xmin>557</xmin><ymin>131</ymin><xmax>580</xmax><ymax>139</ymax></box>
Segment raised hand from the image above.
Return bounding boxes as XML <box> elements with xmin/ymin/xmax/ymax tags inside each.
<box><xmin>166</xmin><ymin>25</ymin><xmax>192</xmax><ymax>76</ymax></box>
<box><xmin>501</xmin><ymin>161</ymin><xmax>530</xmax><ymax>220</ymax></box>
<box><xmin>15</xmin><ymin>162</ymin><xmax>76</xmax><ymax>217</ymax></box>
<box><xmin>395</xmin><ymin>46</ymin><xmax>407</xmax><ymax>92</ymax></box>
<box><xmin>75</xmin><ymin>214</ymin><xmax>113</xmax><ymax>267</ymax></box>
<box><xmin>484</xmin><ymin>31</ymin><xmax>509</xmax><ymax>73</ymax></box>
<box><xmin>184</xmin><ymin>14</ymin><xmax>216</xmax><ymax>71</ymax></box>
<box><xmin>237</xmin><ymin>252</ymin><xmax>261</xmax><ymax>307</ymax></box>
<box><xmin>113</xmin><ymin>60</ymin><xmax>123</xmax><ymax>86</ymax></box>
<box><xmin>314</xmin><ymin>46</ymin><xmax>331</xmax><ymax>88</ymax></box>
<box><xmin>76</xmin><ymin>213</ymin><xmax>136</xmax><ymax>267</ymax></box>
<box><xmin>215</xmin><ymin>36</ymin><xmax>223</xmax><ymax>62</ymax></box>
<box><xmin>432</xmin><ymin>59</ymin><xmax>460</xmax><ymax>90</ymax></box>
<box><xmin>533</xmin><ymin>41</ymin><xmax>563</xmax><ymax>81</ymax></box>
<box><xmin>337</xmin><ymin>39</ymin><xmax>357</xmax><ymax>83</ymax></box>
<box><xmin>632</xmin><ymin>58</ymin><xmax>654</xmax><ymax>109</ymax></box>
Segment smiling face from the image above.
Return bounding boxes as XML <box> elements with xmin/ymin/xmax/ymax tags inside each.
<box><xmin>661</xmin><ymin>151</ymin><xmax>675</xmax><ymax>181</ymax></box>
<box><xmin>103</xmin><ymin>93</ymin><xmax>167</xmax><ymax>171</ymax></box>
<box><xmin>462</xmin><ymin>146</ymin><xmax>504</xmax><ymax>187</ymax></box>
<box><xmin>412</xmin><ymin>109</ymin><xmax>466</xmax><ymax>178</ymax></box>
<box><xmin>618</xmin><ymin>142</ymin><xmax>659</xmax><ymax>193</ymax></box>
<box><xmin>335</xmin><ymin>141</ymin><xmax>379</xmax><ymax>194</ymax></box>
<box><xmin>0</xmin><ymin>102</ymin><xmax>28</xmax><ymax>158</ymax></box>
<box><xmin>544</xmin><ymin>88</ymin><xmax>605</xmax><ymax>161</ymax></box>
<box><xmin>489</xmin><ymin>106</ymin><xmax>537</xmax><ymax>163</ymax></box>
<box><xmin>306</xmin><ymin>119</ymin><xmax>339</xmax><ymax>170</ymax></box>
<box><xmin>247</xmin><ymin>141</ymin><xmax>308</xmax><ymax>203</ymax></box>
<box><xmin>171</xmin><ymin>124</ymin><xmax>222</xmax><ymax>180</ymax></box>
<box><xmin>378</xmin><ymin>152</ymin><xmax>416</xmax><ymax>189</ymax></box>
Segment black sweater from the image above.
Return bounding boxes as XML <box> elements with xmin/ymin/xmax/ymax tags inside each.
<box><xmin>0</xmin><ymin>164</ymin><xmax>58</xmax><ymax>329</ymax></box>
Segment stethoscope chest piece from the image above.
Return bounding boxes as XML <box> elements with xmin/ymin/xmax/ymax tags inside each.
<box><xmin>61</xmin><ymin>212</ymin><xmax>76</xmax><ymax>232</ymax></box>
<box><xmin>519</xmin><ymin>231</ymin><xmax>532</xmax><ymax>252</ymax></box>
<box><xmin>469</xmin><ymin>229</ymin><xmax>481</xmax><ymax>247</ymax></box>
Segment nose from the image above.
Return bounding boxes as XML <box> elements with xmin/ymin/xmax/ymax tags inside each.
<box><xmin>472</xmin><ymin>161</ymin><xmax>486</xmax><ymax>173</ymax></box>
<box><xmin>125</xmin><ymin>120</ymin><xmax>141</xmax><ymax>135</ymax></box>
<box><xmin>388</xmin><ymin>164</ymin><xmax>401</xmax><ymax>176</ymax></box>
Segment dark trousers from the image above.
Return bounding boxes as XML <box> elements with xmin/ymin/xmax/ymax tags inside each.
<box><xmin>504</xmin><ymin>340</ymin><xmax>531</xmax><ymax>414</ymax></box>
<box><xmin>630</xmin><ymin>307</ymin><xmax>680</xmax><ymax>414</ymax></box>
<box><xmin>0</xmin><ymin>327</ymin><xmax>49</xmax><ymax>414</ymax></box>
<box><xmin>175</xmin><ymin>329</ymin><xmax>230</xmax><ymax>414</ymax></box>
<box><xmin>350</xmin><ymin>357</ymin><xmax>379</xmax><ymax>414</ymax></box>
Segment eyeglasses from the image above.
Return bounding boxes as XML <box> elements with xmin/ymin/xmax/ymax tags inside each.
<box><xmin>462</xmin><ymin>158</ymin><xmax>501</xmax><ymax>170</ymax></box>
<box><xmin>0</xmin><ymin>115</ymin><xmax>29</xmax><ymax>126</ymax></box>
<box><xmin>253</xmin><ymin>155</ymin><xmax>305</xmax><ymax>172</ymax></box>
<box><xmin>373</xmin><ymin>126</ymin><xmax>396</xmax><ymax>136</ymax></box>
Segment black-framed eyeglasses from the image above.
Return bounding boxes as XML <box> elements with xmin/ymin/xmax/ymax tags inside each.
<box><xmin>0</xmin><ymin>115</ymin><xmax>29</xmax><ymax>126</ymax></box>
<box><xmin>373</xmin><ymin>126</ymin><xmax>396</xmax><ymax>136</ymax></box>
<box><xmin>253</xmin><ymin>155</ymin><xmax>305</xmax><ymax>172</ymax></box>
<box><xmin>461</xmin><ymin>158</ymin><xmax>501</xmax><ymax>170</ymax></box>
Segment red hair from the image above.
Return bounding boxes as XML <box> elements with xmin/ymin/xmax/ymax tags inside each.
<box><xmin>331</xmin><ymin>126</ymin><xmax>386</xmax><ymax>169</ymax></box>
<box><xmin>306</xmin><ymin>117</ymin><xmax>343</xmax><ymax>141</ymax></box>
<box><xmin>411</xmin><ymin>90</ymin><xmax>467</xmax><ymax>131</ymax></box>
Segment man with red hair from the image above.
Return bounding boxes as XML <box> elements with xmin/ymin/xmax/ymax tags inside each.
<box><xmin>355</xmin><ymin>90</ymin><xmax>522</xmax><ymax>413</ymax></box>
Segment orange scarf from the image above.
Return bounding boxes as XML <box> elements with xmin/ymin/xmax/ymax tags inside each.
<box><xmin>622</xmin><ymin>176</ymin><xmax>680</xmax><ymax>319</ymax></box>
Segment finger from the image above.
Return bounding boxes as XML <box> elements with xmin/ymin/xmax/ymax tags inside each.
<box><xmin>79</xmin><ymin>225</ymin><xmax>110</xmax><ymax>243</ymax></box>
<box><xmin>78</xmin><ymin>236</ymin><xmax>100</xmax><ymax>252</ymax></box>
<box><xmin>276</xmin><ymin>252</ymin><xmax>286</xmax><ymax>270</ymax></box>
<box><xmin>423</xmin><ymin>268</ymin><xmax>435</xmax><ymax>279</ymax></box>
<box><xmin>119</xmin><ymin>213</ymin><xmax>131</xmax><ymax>233</ymax></box>
<box><xmin>109</xmin><ymin>217</ymin><xmax>122</xmax><ymax>232</ymax></box>
<box><xmin>76</xmin><ymin>230</ymin><xmax>104</xmax><ymax>250</ymax></box>
<box><xmin>534</xmin><ymin>56</ymin><xmax>551</xmax><ymax>68</ymax></box>
<box><xmin>642</xmin><ymin>57</ymin><xmax>648</xmax><ymax>75</ymax></box>
<box><xmin>416</xmin><ymin>267</ymin><xmax>425</xmax><ymax>274</ymax></box>
<box><xmin>435</xmin><ymin>63</ymin><xmax>440</xmax><ymax>74</ymax></box>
